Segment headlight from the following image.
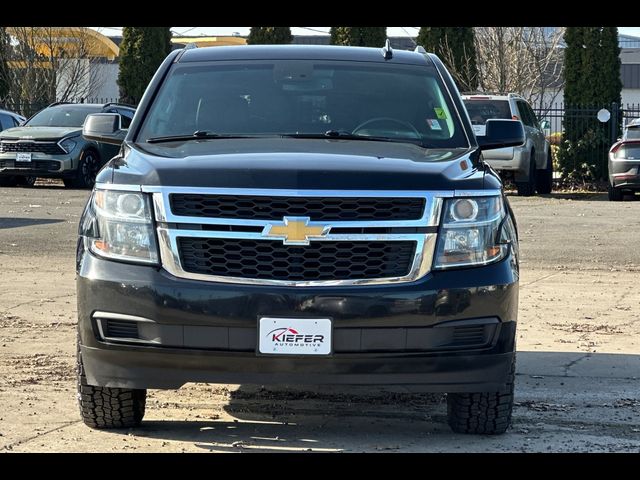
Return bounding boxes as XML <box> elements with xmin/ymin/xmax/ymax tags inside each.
<box><xmin>433</xmin><ymin>196</ymin><xmax>515</xmax><ymax>269</ymax></box>
<box><xmin>59</xmin><ymin>137</ymin><xmax>77</xmax><ymax>153</ymax></box>
<box><xmin>84</xmin><ymin>189</ymin><xmax>159</xmax><ymax>264</ymax></box>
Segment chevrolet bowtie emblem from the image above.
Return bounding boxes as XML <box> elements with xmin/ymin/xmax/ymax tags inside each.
<box><xmin>262</xmin><ymin>217</ymin><xmax>331</xmax><ymax>245</ymax></box>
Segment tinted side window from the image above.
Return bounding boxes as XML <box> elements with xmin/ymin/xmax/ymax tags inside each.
<box><xmin>526</xmin><ymin>104</ymin><xmax>539</xmax><ymax>127</ymax></box>
<box><xmin>516</xmin><ymin>101</ymin><xmax>535</xmax><ymax>127</ymax></box>
<box><xmin>117</xmin><ymin>109</ymin><xmax>134</xmax><ymax>129</ymax></box>
<box><xmin>0</xmin><ymin>113</ymin><xmax>11</xmax><ymax>130</ymax></box>
<box><xmin>105</xmin><ymin>108</ymin><xmax>133</xmax><ymax>129</ymax></box>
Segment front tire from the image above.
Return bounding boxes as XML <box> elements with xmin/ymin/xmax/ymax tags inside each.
<box><xmin>608</xmin><ymin>184</ymin><xmax>624</xmax><ymax>201</ymax></box>
<box><xmin>446</xmin><ymin>354</ymin><xmax>515</xmax><ymax>435</ymax></box>
<box><xmin>516</xmin><ymin>151</ymin><xmax>536</xmax><ymax>196</ymax></box>
<box><xmin>77</xmin><ymin>340</ymin><xmax>146</xmax><ymax>429</ymax></box>
<box><xmin>535</xmin><ymin>148</ymin><xmax>553</xmax><ymax>194</ymax></box>
<box><xmin>64</xmin><ymin>149</ymin><xmax>100</xmax><ymax>189</ymax></box>
<box><xmin>17</xmin><ymin>176</ymin><xmax>37</xmax><ymax>188</ymax></box>
<box><xmin>0</xmin><ymin>176</ymin><xmax>19</xmax><ymax>187</ymax></box>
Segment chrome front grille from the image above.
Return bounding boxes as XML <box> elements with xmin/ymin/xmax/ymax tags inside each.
<box><xmin>149</xmin><ymin>187</ymin><xmax>443</xmax><ymax>287</ymax></box>
<box><xmin>0</xmin><ymin>140</ymin><xmax>65</xmax><ymax>155</ymax></box>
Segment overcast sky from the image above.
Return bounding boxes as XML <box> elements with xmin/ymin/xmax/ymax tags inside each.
<box><xmin>92</xmin><ymin>27</ymin><xmax>640</xmax><ymax>39</ymax></box>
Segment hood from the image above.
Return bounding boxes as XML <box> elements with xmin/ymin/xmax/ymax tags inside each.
<box><xmin>99</xmin><ymin>138</ymin><xmax>489</xmax><ymax>191</ymax></box>
<box><xmin>0</xmin><ymin>126</ymin><xmax>82</xmax><ymax>141</ymax></box>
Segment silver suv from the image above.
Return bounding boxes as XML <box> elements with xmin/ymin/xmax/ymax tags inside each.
<box><xmin>462</xmin><ymin>93</ymin><xmax>552</xmax><ymax>196</ymax></box>
<box><xmin>608</xmin><ymin>118</ymin><xmax>640</xmax><ymax>201</ymax></box>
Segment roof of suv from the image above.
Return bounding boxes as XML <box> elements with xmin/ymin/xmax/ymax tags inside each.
<box><xmin>45</xmin><ymin>103</ymin><xmax>134</xmax><ymax>111</ymax></box>
<box><xmin>461</xmin><ymin>93</ymin><xmax>525</xmax><ymax>101</ymax></box>
<box><xmin>178</xmin><ymin>44</ymin><xmax>433</xmax><ymax>66</ymax></box>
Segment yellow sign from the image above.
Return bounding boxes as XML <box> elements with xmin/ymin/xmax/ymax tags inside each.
<box><xmin>263</xmin><ymin>217</ymin><xmax>330</xmax><ymax>245</ymax></box>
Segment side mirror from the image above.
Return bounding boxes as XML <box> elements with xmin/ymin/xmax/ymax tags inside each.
<box><xmin>83</xmin><ymin>113</ymin><xmax>126</xmax><ymax>146</ymax></box>
<box><xmin>540</xmin><ymin>120</ymin><xmax>550</xmax><ymax>130</ymax></box>
<box><xmin>477</xmin><ymin>119</ymin><xmax>525</xmax><ymax>151</ymax></box>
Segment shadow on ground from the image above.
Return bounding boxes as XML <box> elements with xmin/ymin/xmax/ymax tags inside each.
<box><xmin>102</xmin><ymin>351</ymin><xmax>640</xmax><ymax>452</ymax></box>
<box><xmin>0</xmin><ymin>217</ymin><xmax>64</xmax><ymax>230</ymax></box>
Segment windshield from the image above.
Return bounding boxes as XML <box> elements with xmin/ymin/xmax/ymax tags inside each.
<box><xmin>463</xmin><ymin>99</ymin><xmax>512</xmax><ymax>125</ymax></box>
<box><xmin>625</xmin><ymin>127</ymin><xmax>640</xmax><ymax>140</ymax></box>
<box><xmin>27</xmin><ymin>106</ymin><xmax>102</xmax><ymax>127</ymax></box>
<box><xmin>137</xmin><ymin>60</ymin><xmax>468</xmax><ymax>149</ymax></box>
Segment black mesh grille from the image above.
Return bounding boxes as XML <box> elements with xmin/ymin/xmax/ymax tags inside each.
<box><xmin>0</xmin><ymin>141</ymin><xmax>65</xmax><ymax>155</ymax></box>
<box><xmin>0</xmin><ymin>159</ymin><xmax>60</xmax><ymax>171</ymax></box>
<box><xmin>170</xmin><ymin>194</ymin><xmax>425</xmax><ymax>221</ymax></box>
<box><xmin>178</xmin><ymin>239</ymin><xmax>416</xmax><ymax>281</ymax></box>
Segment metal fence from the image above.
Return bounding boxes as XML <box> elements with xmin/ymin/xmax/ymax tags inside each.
<box><xmin>1</xmin><ymin>97</ymin><xmax>124</xmax><ymax>118</ymax></box>
<box><xmin>534</xmin><ymin>102</ymin><xmax>640</xmax><ymax>179</ymax></box>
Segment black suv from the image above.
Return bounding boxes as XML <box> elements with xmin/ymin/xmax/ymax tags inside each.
<box><xmin>76</xmin><ymin>44</ymin><xmax>524</xmax><ymax>434</ymax></box>
<box><xmin>0</xmin><ymin>102</ymin><xmax>135</xmax><ymax>188</ymax></box>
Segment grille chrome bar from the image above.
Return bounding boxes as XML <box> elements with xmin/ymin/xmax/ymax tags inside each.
<box><xmin>150</xmin><ymin>187</ymin><xmax>447</xmax><ymax>228</ymax></box>
<box><xmin>158</xmin><ymin>227</ymin><xmax>437</xmax><ymax>287</ymax></box>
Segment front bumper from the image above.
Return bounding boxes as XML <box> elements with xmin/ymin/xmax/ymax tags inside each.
<box><xmin>609</xmin><ymin>159</ymin><xmax>640</xmax><ymax>190</ymax></box>
<box><xmin>0</xmin><ymin>153</ymin><xmax>74</xmax><ymax>177</ymax></box>
<box><xmin>77</xmin><ymin>249</ymin><xmax>519</xmax><ymax>392</ymax></box>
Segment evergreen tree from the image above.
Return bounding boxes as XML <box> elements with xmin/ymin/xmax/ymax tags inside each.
<box><xmin>330</xmin><ymin>27</ymin><xmax>387</xmax><ymax>47</ymax></box>
<box><xmin>598</xmin><ymin>27</ymin><xmax>622</xmax><ymax>108</ymax></box>
<box><xmin>560</xmin><ymin>27</ymin><xmax>623</xmax><ymax>180</ymax></box>
<box><xmin>562</xmin><ymin>27</ymin><xmax>584</xmax><ymax>107</ymax></box>
<box><xmin>247</xmin><ymin>27</ymin><xmax>292</xmax><ymax>45</ymax></box>
<box><xmin>118</xmin><ymin>27</ymin><xmax>172</xmax><ymax>105</ymax></box>
<box><xmin>416</xmin><ymin>27</ymin><xmax>478</xmax><ymax>91</ymax></box>
<box><xmin>0</xmin><ymin>27</ymin><xmax>10</xmax><ymax>103</ymax></box>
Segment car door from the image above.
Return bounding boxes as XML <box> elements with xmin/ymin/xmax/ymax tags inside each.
<box><xmin>516</xmin><ymin>100</ymin><xmax>544</xmax><ymax>168</ymax></box>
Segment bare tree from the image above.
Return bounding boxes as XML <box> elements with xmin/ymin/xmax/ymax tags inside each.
<box><xmin>436</xmin><ymin>35</ymin><xmax>479</xmax><ymax>93</ymax></box>
<box><xmin>472</xmin><ymin>27</ymin><xmax>564</xmax><ymax>114</ymax></box>
<box><xmin>3</xmin><ymin>27</ymin><xmax>105</xmax><ymax>115</ymax></box>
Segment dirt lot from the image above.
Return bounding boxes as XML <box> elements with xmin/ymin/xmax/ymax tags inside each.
<box><xmin>0</xmin><ymin>184</ymin><xmax>639</xmax><ymax>452</ymax></box>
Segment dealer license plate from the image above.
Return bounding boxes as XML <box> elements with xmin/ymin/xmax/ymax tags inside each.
<box><xmin>258</xmin><ymin>317</ymin><xmax>332</xmax><ymax>355</ymax></box>
<box><xmin>16</xmin><ymin>153</ymin><xmax>32</xmax><ymax>162</ymax></box>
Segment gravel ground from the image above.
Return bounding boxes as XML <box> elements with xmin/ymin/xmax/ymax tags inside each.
<box><xmin>0</xmin><ymin>183</ymin><xmax>638</xmax><ymax>452</ymax></box>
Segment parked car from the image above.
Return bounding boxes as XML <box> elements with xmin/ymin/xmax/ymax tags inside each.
<box><xmin>76</xmin><ymin>43</ymin><xmax>524</xmax><ymax>434</ymax></box>
<box><xmin>0</xmin><ymin>108</ymin><xmax>26</xmax><ymax>131</ymax></box>
<box><xmin>0</xmin><ymin>102</ymin><xmax>135</xmax><ymax>188</ymax></box>
<box><xmin>462</xmin><ymin>93</ymin><xmax>553</xmax><ymax>196</ymax></box>
<box><xmin>608</xmin><ymin>118</ymin><xmax>640</xmax><ymax>201</ymax></box>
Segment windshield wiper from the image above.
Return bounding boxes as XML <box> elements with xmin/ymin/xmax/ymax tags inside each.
<box><xmin>146</xmin><ymin>131</ymin><xmax>258</xmax><ymax>144</ymax></box>
<box><xmin>281</xmin><ymin>130</ymin><xmax>427</xmax><ymax>146</ymax></box>
<box><xmin>280</xmin><ymin>130</ymin><xmax>393</xmax><ymax>142</ymax></box>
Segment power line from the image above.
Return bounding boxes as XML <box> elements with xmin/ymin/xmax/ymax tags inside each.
<box><xmin>296</xmin><ymin>27</ymin><xmax>331</xmax><ymax>34</ymax></box>
<box><xmin>400</xmin><ymin>27</ymin><xmax>417</xmax><ymax>47</ymax></box>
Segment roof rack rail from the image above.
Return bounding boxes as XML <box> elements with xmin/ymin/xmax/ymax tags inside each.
<box><xmin>103</xmin><ymin>101</ymin><xmax>136</xmax><ymax>109</ymax></box>
<box><xmin>414</xmin><ymin>45</ymin><xmax>427</xmax><ymax>54</ymax></box>
<box><xmin>184</xmin><ymin>43</ymin><xmax>198</xmax><ymax>50</ymax></box>
<box><xmin>47</xmin><ymin>101</ymin><xmax>73</xmax><ymax>108</ymax></box>
<box><xmin>461</xmin><ymin>91</ymin><xmax>518</xmax><ymax>97</ymax></box>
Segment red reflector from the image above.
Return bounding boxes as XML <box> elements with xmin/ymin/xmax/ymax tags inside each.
<box><xmin>512</xmin><ymin>115</ymin><xmax>519</xmax><ymax>120</ymax></box>
<box><xmin>469</xmin><ymin>96</ymin><xmax>491</xmax><ymax>100</ymax></box>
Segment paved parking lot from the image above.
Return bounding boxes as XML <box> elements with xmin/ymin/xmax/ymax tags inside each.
<box><xmin>0</xmin><ymin>184</ymin><xmax>639</xmax><ymax>452</ymax></box>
